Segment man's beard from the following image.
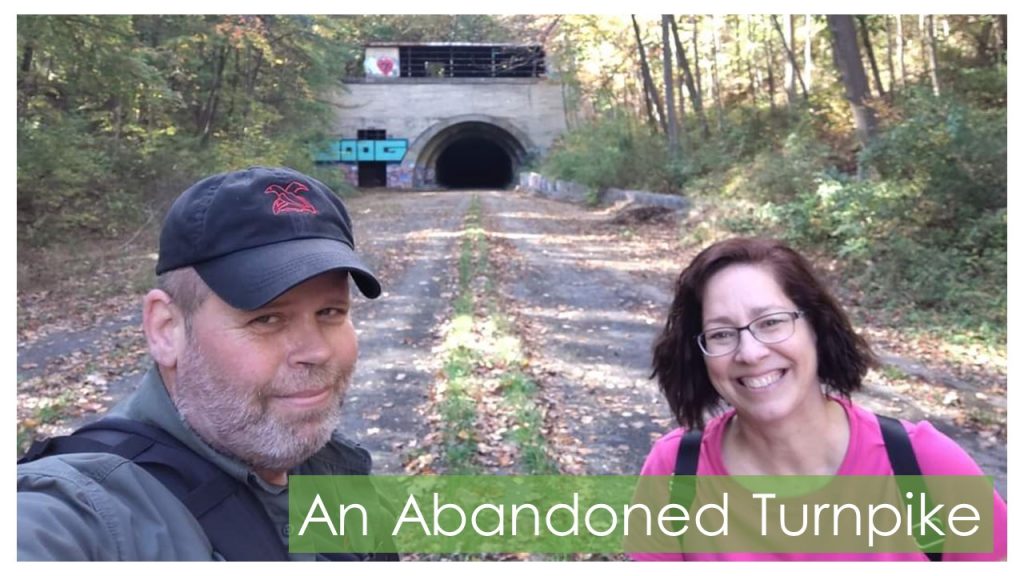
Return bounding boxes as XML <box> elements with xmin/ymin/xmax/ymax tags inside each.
<box><xmin>171</xmin><ymin>339</ymin><xmax>352</xmax><ymax>472</ymax></box>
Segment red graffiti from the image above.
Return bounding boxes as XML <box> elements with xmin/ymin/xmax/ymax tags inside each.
<box><xmin>376</xmin><ymin>57</ymin><xmax>395</xmax><ymax>76</ymax></box>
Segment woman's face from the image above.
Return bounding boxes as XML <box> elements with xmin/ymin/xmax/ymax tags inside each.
<box><xmin>700</xmin><ymin>264</ymin><xmax>820</xmax><ymax>426</ymax></box>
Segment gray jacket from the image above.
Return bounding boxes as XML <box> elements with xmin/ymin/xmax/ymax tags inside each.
<box><xmin>17</xmin><ymin>366</ymin><xmax>372</xmax><ymax>560</ymax></box>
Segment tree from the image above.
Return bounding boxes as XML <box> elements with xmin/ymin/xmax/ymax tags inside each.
<box><xmin>670</xmin><ymin>15</ymin><xmax>709</xmax><ymax>137</ymax></box>
<box><xmin>781</xmin><ymin>15</ymin><xmax>796</xmax><ymax>103</ymax></box>
<box><xmin>827</xmin><ymin>15</ymin><xmax>878</xmax><ymax>149</ymax></box>
<box><xmin>885</xmin><ymin>16</ymin><xmax>896</xmax><ymax>94</ymax></box>
<box><xmin>771</xmin><ymin>14</ymin><xmax>809</xmax><ymax>102</ymax></box>
<box><xmin>921</xmin><ymin>14</ymin><xmax>941</xmax><ymax>96</ymax></box>
<box><xmin>631</xmin><ymin>15</ymin><xmax>665</xmax><ymax>132</ymax></box>
<box><xmin>710</xmin><ymin>15</ymin><xmax>724</xmax><ymax>131</ymax></box>
<box><xmin>804</xmin><ymin>14</ymin><xmax>815</xmax><ymax>91</ymax></box>
<box><xmin>764</xmin><ymin>26</ymin><xmax>778</xmax><ymax>112</ymax></box>
<box><xmin>896</xmin><ymin>14</ymin><xmax>907</xmax><ymax>88</ymax></box>
<box><xmin>856</xmin><ymin>15</ymin><xmax>886</xmax><ymax>98</ymax></box>
<box><xmin>995</xmin><ymin>15</ymin><xmax>1007</xmax><ymax>64</ymax></box>
<box><xmin>744</xmin><ymin>16</ymin><xmax>759</xmax><ymax>106</ymax></box>
<box><xmin>17</xmin><ymin>15</ymin><xmax>367</xmax><ymax>240</ymax></box>
<box><xmin>661</xmin><ymin>15</ymin><xmax>678</xmax><ymax>155</ymax></box>
<box><xmin>690</xmin><ymin>17</ymin><xmax>703</xmax><ymax>107</ymax></box>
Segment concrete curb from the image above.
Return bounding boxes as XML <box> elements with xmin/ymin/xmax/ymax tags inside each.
<box><xmin>516</xmin><ymin>171</ymin><xmax>689</xmax><ymax>211</ymax></box>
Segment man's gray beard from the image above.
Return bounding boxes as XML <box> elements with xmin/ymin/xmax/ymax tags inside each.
<box><xmin>171</xmin><ymin>339</ymin><xmax>351</xmax><ymax>472</ymax></box>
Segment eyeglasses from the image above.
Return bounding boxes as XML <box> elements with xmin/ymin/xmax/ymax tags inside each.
<box><xmin>697</xmin><ymin>310</ymin><xmax>805</xmax><ymax>357</ymax></box>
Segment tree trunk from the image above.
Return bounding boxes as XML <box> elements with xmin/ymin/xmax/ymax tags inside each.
<box><xmin>671</xmin><ymin>15</ymin><xmax>709</xmax><ymax>137</ymax></box>
<box><xmin>691</xmin><ymin>17</ymin><xmax>703</xmax><ymax>103</ymax></box>
<box><xmin>637</xmin><ymin>68</ymin><xmax>657</xmax><ymax>129</ymax></box>
<box><xmin>827</xmin><ymin>15</ymin><xmax>878</xmax><ymax>150</ymax></box>
<box><xmin>745</xmin><ymin>15</ymin><xmax>759</xmax><ymax>106</ymax></box>
<box><xmin>20</xmin><ymin>44</ymin><xmax>33</xmax><ymax>74</ymax></box>
<box><xmin>765</xmin><ymin>29</ymin><xmax>777</xmax><ymax>112</ymax></box>
<box><xmin>857</xmin><ymin>16</ymin><xmax>886</xmax><ymax>98</ymax></box>
<box><xmin>922</xmin><ymin>15</ymin><xmax>941</xmax><ymax>96</ymax></box>
<box><xmin>995</xmin><ymin>15</ymin><xmax>1007</xmax><ymax>64</ymax></box>
<box><xmin>632</xmin><ymin>15</ymin><xmax>665</xmax><ymax>133</ymax></box>
<box><xmin>885</xmin><ymin>16</ymin><xmax>896</xmax><ymax>94</ymax></box>
<box><xmin>677</xmin><ymin>73</ymin><xmax>688</xmax><ymax>139</ymax></box>
<box><xmin>782</xmin><ymin>15</ymin><xmax>796</xmax><ymax>103</ymax></box>
<box><xmin>972</xmin><ymin>16</ymin><xmax>995</xmax><ymax>64</ymax></box>
<box><xmin>18</xmin><ymin>43</ymin><xmax>34</xmax><ymax>104</ymax></box>
<box><xmin>662</xmin><ymin>15</ymin><xmax>678</xmax><ymax>156</ymax></box>
<box><xmin>112</xmin><ymin>99</ymin><xmax>123</xmax><ymax>152</ymax></box>
<box><xmin>896</xmin><ymin>14</ymin><xmax>906</xmax><ymax>88</ymax></box>
<box><xmin>198</xmin><ymin>44</ymin><xmax>228</xmax><ymax>145</ymax></box>
<box><xmin>771</xmin><ymin>14</ymin><xmax>809</xmax><ymax>102</ymax></box>
<box><xmin>711</xmin><ymin>15</ymin><xmax>724</xmax><ymax>132</ymax></box>
<box><xmin>804</xmin><ymin>14</ymin><xmax>814</xmax><ymax>91</ymax></box>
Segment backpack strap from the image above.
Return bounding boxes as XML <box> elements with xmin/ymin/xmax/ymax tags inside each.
<box><xmin>665</xmin><ymin>428</ymin><xmax>703</xmax><ymax>552</ymax></box>
<box><xmin>21</xmin><ymin>418</ymin><xmax>290</xmax><ymax>561</ymax></box>
<box><xmin>674</xmin><ymin>428</ymin><xmax>703</xmax><ymax>476</ymax></box>
<box><xmin>876</xmin><ymin>414</ymin><xmax>944</xmax><ymax>561</ymax></box>
<box><xmin>671</xmin><ymin>417</ymin><xmax>944</xmax><ymax>560</ymax></box>
<box><xmin>876</xmin><ymin>414</ymin><xmax>922</xmax><ymax>475</ymax></box>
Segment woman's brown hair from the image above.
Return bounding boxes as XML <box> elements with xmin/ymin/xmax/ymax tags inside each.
<box><xmin>651</xmin><ymin>237</ymin><xmax>877</xmax><ymax>429</ymax></box>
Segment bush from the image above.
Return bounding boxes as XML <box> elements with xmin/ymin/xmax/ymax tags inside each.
<box><xmin>772</xmin><ymin>173</ymin><xmax>1005</xmax><ymax>338</ymax></box>
<box><xmin>541</xmin><ymin>114</ymin><xmax>676</xmax><ymax>193</ymax></box>
<box><xmin>862</xmin><ymin>90</ymin><xmax>1006</xmax><ymax>219</ymax></box>
<box><xmin>18</xmin><ymin>115</ymin><xmax>118</xmax><ymax>242</ymax></box>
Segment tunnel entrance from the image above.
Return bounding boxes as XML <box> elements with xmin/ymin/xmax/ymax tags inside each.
<box><xmin>435</xmin><ymin>137</ymin><xmax>513</xmax><ymax>189</ymax></box>
<box><xmin>413</xmin><ymin>119</ymin><xmax>529</xmax><ymax>190</ymax></box>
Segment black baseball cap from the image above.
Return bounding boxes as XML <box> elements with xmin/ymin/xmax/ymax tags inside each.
<box><xmin>156</xmin><ymin>166</ymin><xmax>381</xmax><ymax>310</ymax></box>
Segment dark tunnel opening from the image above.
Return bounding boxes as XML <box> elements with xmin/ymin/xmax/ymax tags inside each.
<box><xmin>435</xmin><ymin>137</ymin><xmax>513</xmax><ymax>189</ymax></box>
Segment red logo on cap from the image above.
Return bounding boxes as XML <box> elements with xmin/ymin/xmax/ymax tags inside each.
<box><xmin>265</xmin><ymin>181</ymin><xmax>318</xmax><ymax>215</ymax></box>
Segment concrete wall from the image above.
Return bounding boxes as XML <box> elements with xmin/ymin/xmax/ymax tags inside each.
<box><xmin>518</xmin><ymin>171</ymin><xmax>689</xmax><ymax>211</ymax></box>
<box><xmin>331</xmin><ymin>79</ymin><xmax>567</xmax><ymax>155</ymax></box>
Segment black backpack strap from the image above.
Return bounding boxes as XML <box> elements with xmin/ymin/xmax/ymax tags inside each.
<box><xmin>18</xmin><ymin>428</ymin><xmax>155</xmax><ymax>464</ymax></box>
<box><xmin>674</xmin><ymin>428</ymin><xmax>703</xmax><ymax>476</ymax></box>
<box><xmin>877</xmin><ymin>414</ymin><xmax>923</xmax><ymax>475</ymax></box>
<box><xmin>670</xmin><ymin>419</ymin><xmax>943</xmax><ymax>560</ymax></box>
<box><xmin>667</xmin><ymin>428</ymin><xmax>703</xmax><ymax>553</ymax></box>
<box><xmin>20</xmin><ymin>418</ymin><xmax>290</xmax><ymax>561</ymax></box>
<box><xmin>877</xmin><ymin>414</ymin><xmax>944</xmax><ymax>561</ymax></box>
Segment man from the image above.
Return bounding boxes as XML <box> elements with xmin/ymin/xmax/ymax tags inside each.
<box><xmin>18</xmin><ymin>166</ymin><xmax>385</xmax><ymax>560</ymax></box>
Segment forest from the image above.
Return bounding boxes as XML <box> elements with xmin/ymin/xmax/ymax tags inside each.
<box><xmin>17</xmin><ymin>14</ymin><xmax>1007</xmax><ymax>347</ymax></box>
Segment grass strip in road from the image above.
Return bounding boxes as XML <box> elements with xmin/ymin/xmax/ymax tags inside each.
<box><xmin>498</xmin><ymin>372</ymin><xmax>559</xmax><ymax>475</ymax></box>
<box><xmin>435</xmin><ymin>197</ymin><xmax>486</xmax><ymax>474</ymax></box>
<box><xmin>434</xmin><ymin>196</ymin><xmax>558</xmax><ymax>475</ymax></box>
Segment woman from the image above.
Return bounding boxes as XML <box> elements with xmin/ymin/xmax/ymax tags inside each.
<box><xmin>634</xmin><ymin>237</ymin><xmax>1006</xmax><ymax>560</ymax></box>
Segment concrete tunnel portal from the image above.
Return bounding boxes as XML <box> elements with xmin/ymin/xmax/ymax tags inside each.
<box><xmin>418</xmin><ymin>121</ymin><xmax>527</xmax><ymax>190</ymax></box>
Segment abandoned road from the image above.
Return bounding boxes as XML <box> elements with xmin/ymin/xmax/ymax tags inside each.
<box><xmin>16</xmin><ymin>188</ymin><xmax>1006</xmax><ymax>498</ymax></box>
<box><xmin>342</xmin><ymin>189</ymin><xmax>1007</xmax><ymax>497</ymax></box>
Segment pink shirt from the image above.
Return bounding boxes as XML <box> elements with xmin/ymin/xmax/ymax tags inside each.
<box><xmin>633</xmin><ymin>398</ymin><xmax>1007</xmax><ymax>561</ymax></box>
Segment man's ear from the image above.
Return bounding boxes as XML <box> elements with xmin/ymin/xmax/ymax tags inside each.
<box><xmin>143</xmin><ymin>289</ymin><xmax>187</xmax><ymax>371</ymax></box>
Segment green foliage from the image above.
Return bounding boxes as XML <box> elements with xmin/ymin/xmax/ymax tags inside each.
<box><xmin>546</xmin><ymin>80</ymin><xmax>1005</xmax><ymax>344</ymax></box>
<box><xmin>18</xmin><ymin>15</ymin><xmax>360</xmax><ymax>247</ymax></box>
<box><xmin>792</xmin><ymin>91</ymin><xmax>1008</xmax><ymax>336</ymax></box>
<box><xmin>541</xmin><ymin>114</ymin><xmax>676</xmax><ymax>193</ymax></box>
<box><xmin>944</xmin><ymin>66</ymin><xmax>1007</xmax><ymax>108</ymax></box>
<box><xmin>862</xmin><ymin>90</ymin><xmax>1006</xmax><ymax>218</ymax></box>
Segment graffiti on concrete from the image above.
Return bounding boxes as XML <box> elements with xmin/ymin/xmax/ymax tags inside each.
<box><xmin>386</xmin><ymin>165</ymin><xmax>414</xmax><ymax>189</ymax></box>
<box><xmin>341</xmin><ymin>164</ymin><xmax>359</xmax><ymax>187</ymax></box>
<box><xmin>364</xmin><ymin>47</ymin><xmax>400</xmax><ymax>78</ymax></box>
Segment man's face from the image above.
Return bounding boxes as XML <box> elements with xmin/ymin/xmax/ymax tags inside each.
<box><xmin>171</xmin><ymin>271</ymin><xmax>357</xmax><ymax>471</ymax></box>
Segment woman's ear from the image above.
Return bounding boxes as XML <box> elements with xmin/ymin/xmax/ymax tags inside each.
<box><xmin>142</xmin><ymin>289</ymin><xmax>186</xmax><ymax>370</ymax></box>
